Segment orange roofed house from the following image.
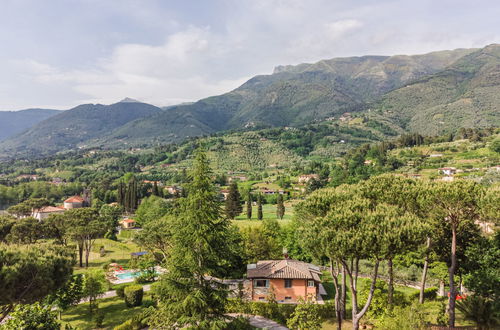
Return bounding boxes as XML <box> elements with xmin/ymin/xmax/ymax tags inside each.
<box><xmin>247</xmin><ymin>259</ymin><xmax>322</xmax><ymax>303</ymax></box>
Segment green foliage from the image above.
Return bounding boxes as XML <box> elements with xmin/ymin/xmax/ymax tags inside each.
<box><xmin>124</xmin><ymin>285</ymin><xmax>144</xmax><ymax>308</ymax></box>
<box><xmin>456</xmin><ymin>295</ymin><xmax>500</xmax><ymax>329</ymax></box>
<box><xmin>409</xmin><ymin>287</ymin><xmax>438</xmax><ymax>301</ymax></box>
<box><xmin>47</xmin><ymin>274</ymin><xmax>85</xmax><ymax>313</ymax></box>
<box><xmin>6</xmin><ymin>217</ymin><xmax>44</xmax><ymax>244</ymax></box>
<box><xmin>490</xmin><ymin>137</ymin><xmax>500</xmax><ymax>153</ymax></box>
<box><xmin>225</xmin><ymin>182</ymin><xmax>243</xmax><ymax>219</ymax></box>
<box><xmin>134</xmin><ymin>195</ymin><xmax>171</xmax><ymax>226</ymax></box>
<box><xmin>1</xmin><ymin>302</ymin><xmax>60</xmax><ymax>330</ymax></box>
<box><xmin>83</xmin><ymin>270</ymin><xmax>105</xmax><ymax>315</ymax></box>
<box><xmin>148</xmin><ymin>150</ymin><xmax>240</xmax><ymax>328</ymax></box>
<box><xmin>116</xmin><ymin>286</ymin><xmax>126</xmax><ymax>299</ymax></box>
<box><xmin>276</xmin><ymin>194</ymin><xmax>285</xmax><ymax>219</ymax></box>
<box><xmin>287</xmin><ymin>296</ymin><xmax>322</xmax><ymax>330</ymax></box>
<box><xmin>0</xmin><ymin>244</ymin><xmax>74</xmax><ymax>320</ymax></box>
<box><xmin>463</xmin><ymin>233</ymin><xmax>500</xmax><ymax>301</ymax></box>
<box><xmin>375</xmin><ymin>302</ymin><xmax>427</xmax><ymax>330</ymax></box>
<box><xmin>358</xmin><ymin>280</ymin><xmax>408</xmax><ymax>319</ymax></box>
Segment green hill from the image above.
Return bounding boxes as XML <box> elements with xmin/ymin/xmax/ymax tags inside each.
<box><xmin>0</xmin><ymin>108</ymin><xmax>61</xmax><ymax>141</ymax></box>
<box><xmin>2</xmin><ymin>45</ymin><xmax>500</xmax><ymax>159</ymax></box>
<box><xmin>0</xmin><ymin>101</ymin><xmax>162</xmax><ymax>158</ymax></box>
<box><xmin>374</xmin><ymin>44</ymin><xmax>500</xmax><ymax>135</ymax></box>
<box><xmin>97</xmin><ymin>47</ymin><xmax>475</xmax><ymax>147</ymax></box>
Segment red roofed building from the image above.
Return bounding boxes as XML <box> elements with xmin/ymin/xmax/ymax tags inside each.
<box><xmin>246</xmin><ymin>259</ymin><xmax>322</xmax><ymax>303</ymax></box>
<box><xmin>32</xmin><ymin>206</ymin><xmax>66</xmax><ymax>220</ymax></box>
<box><xmin>64</xmin><ymin>196</ymin><xmax>85</xmax><ymax>209</ymax></box>
<box><xmin>119</xmin><ymin>218</ymin><xmax>136</xmax><ymax>229</ymax></box>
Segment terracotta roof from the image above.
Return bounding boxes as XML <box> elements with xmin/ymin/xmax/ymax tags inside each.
<box><xmin>38</xmin><ymin>206</ymin><xmax>65</xmax><ymax>213</ymax></box>
<box><xmin>247</xmin><ymin>259</ymin><xmax>321</xmax><ymax>281</ymax></box>
<box><xmin>120</xmin><ymin>219</ymin><xmax>136</xmax><ymax>223</ymax></box>
<box><xmin>64</xmin><ymin>196</ymin><xmax>84</xmax><ymax>203</ymax></box>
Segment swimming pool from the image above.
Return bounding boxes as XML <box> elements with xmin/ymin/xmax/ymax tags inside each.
<box><xmin>115</xmin><ymin>271</ymin><xmax>142</xmax><ymax>280</ymax></box>
<box><xmin>115</xmin><ymin>269</ymin><xmax>160</xmax><ymax>280</ymax></box>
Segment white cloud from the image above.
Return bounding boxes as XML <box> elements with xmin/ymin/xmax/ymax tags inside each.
<box><xmin>0</xmin><ymin>0</ymin><xmax>499</xmax><ymax>110</ymax></box>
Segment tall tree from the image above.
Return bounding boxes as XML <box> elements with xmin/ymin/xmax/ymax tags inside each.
<box><xmin>359</xmin><ymin>175</ymin><xmax>429</xmax><ymax>308</ymax></box>
<box><xmin>246</xmin><ymin>191</ymin><xmax>252</xmax><ymax>219</ymax></box>
<box><xmin>65</xmin><ymin>208</ymin><xmax>106</xmax><ymax>267</ymax></box>
<box><xmin>225</xmin><ymin>182</ymin><xmax>242</xmax><ymax>219</ymax></box>
<box><xmin>297</xmin><ymin>185</ymin><xmax>421</xmax><ymax>330</ymax></box>
<box><xmin>425</xmin><ymin>180</ymin><xmax>483</xmax><ymax>328</ymax></box>
<box><xmin>276</xmin><ymin>193</ymin><xmax>285</xmax><ymax>220</ymax></box>
<box><xmin>257</xmin><ymin>193</ymin><xmax>263</xmax><ymax>220</ymax></box>
<box><xmin>149</xmin><ymin>150</ymin><xmax>240</xmax><ymax>328</ymax></box>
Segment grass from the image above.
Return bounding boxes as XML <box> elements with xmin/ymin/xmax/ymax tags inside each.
<box><xmin>73</xmin><ymin>238</ymin><xmax>141</xmax><ymax>275</ymax></box>
<box><xmin>61</xmin><ymin>293</ymin><xmax>152</xmax><ymax>330</ymax></box>
<box><xmin>234</xmin><ymin>203</ymin><xmax>294</xmax><ymax>221</ymax></box>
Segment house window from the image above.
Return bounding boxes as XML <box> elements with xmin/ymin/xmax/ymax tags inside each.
<box><xmin>254</xmin><ymin>279</ymin><xmax>269</xmax><ymax>288</ymax></box>
<box><xmin>308</xmin><ymin>280</ymin><xmax>315</xmax><ymax>287</ymax></box>
<box><xmin>284</xmin><ymin>279</ymin><xmax>293</xmax><ymax>288</ymax></box>
<box><xmin>258</xmin><ymin>297</ymin><xmax>265</xmax><ymax>301</ymax></box>
<box><xmin>285</xmin><ymin>296</ymin><xmax>292</xmax><ymax>301</ymax></box>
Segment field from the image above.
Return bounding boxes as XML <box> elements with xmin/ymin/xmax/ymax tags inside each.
<box><xmin>233</xmin><ymin>203</ymin><xmax>294</xmax><ymax>228</ymax></box>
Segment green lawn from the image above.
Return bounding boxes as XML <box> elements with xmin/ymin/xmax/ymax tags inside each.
<box><xmin>234</xmin><ymin>203</ymin><xmax>294</xmax><ymax>221</ymax></box>
<box><xmin>61</xmin><ymin>293</ymin><xmax>152</xmax><ymax>330</ymax></box>
<box><xmin>73</xmin><ymin>237</ymin><xmax>141</xmax><ymax>275</ymax></box>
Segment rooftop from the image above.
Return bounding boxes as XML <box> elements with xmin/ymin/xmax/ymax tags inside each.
<box><xmin>247</xmin><ymin>259</ymin><xmax>321</xmax><ymax>281</ymax></box>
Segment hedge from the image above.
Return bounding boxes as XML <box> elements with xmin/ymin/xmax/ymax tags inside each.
<box><xmin>124</xmin><ymin>285</ymin><xmax>143</xmax><ymax>307</ymax></box>
<box><xmin>225</xmin><ymin>299</ymin><xmax>334</xmax><ymax>325</ymax></box>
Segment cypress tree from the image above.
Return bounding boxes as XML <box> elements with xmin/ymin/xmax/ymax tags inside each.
<box><xmin>257</xmin><ymin>194</ymin><xmax>263</xmax><ymax>220</ymax></box>
<box><xmin>152</xmin><ymin>182</ymin><xmax>159</xmax><ymax>196</ymax></box>
<box><xmin>246</xmin><ymin>191</ymin><xmax>252</xmax><ymax>219</ymax></box>
<box><xmin>276</xmin><ymin>194</ymin><xmax>285</xmax><ymax>220</ymax></box>
<box><xmin>149</xmin><ymin>150</ymin><xmax>236</xmax><ymax>328</ymax></box>
<box><xmin>224</xmin><ymin>182</ymin><xmax>242</xmax><ymax>219</ymax></box>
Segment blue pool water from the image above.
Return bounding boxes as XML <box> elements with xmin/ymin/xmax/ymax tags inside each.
<box><xmin>116</xmin><ymin>271</ymin><xmax>140</xmax><ymax>280</ymax></box>
<box><xmin>115</xmin><ymin>270</ymin><xmax>159</xmax><ymax>280</ymax></box>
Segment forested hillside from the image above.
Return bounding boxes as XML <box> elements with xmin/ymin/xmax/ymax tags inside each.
<box><xmin>0</xmin><ymin>108</ymin><xmax>60</xmax><ymax>141</ymax></box>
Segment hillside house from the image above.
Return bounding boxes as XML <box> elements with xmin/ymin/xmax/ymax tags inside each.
<box><xmin>165</xmin><ymin>185</ymin><xmax>182</xmax><ymax>195</ymax></box>
<box><xmin>298</xmin><ymin>174</ymin><xmax>319</xmax><ymax>184</ymax></box>
<box><xmin>438</xmin><ymin>167</ymin><xmax>457</xmax><ymax>176</ymax></box>
<box><xmin>247</xmin><ymin>259</ymin><xmax>324</xmax><ymax>303</ymax></box>
<box><xmin>32</xmin><ymin>206</ymin><xmax>66</xmax><ymax>220</ymax></box>
<box><xmin>119</xmin><ymin>218</ymin><xmax>136</xmax><ymax>229</ymax></box>
<box><xmin>63</xmin><ymin>196</ymin><xmax>85</xmax><ymax>209</ymax></box>
<box><xmin>220</xmin><ymin>189</ymin><xmax>230</xmax><ymax>200</ymax></box>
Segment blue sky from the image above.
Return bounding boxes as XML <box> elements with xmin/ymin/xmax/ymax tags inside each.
<box><xmin>1</xmin><ymin>0</ymin><xmax>499</xmax><ymax>110</ymax></box>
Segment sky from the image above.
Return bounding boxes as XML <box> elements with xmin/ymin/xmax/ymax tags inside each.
<box><xmin>1</xmin><ymin>0</ymin><xmax>499</xmax><ymax>110</ymax></box>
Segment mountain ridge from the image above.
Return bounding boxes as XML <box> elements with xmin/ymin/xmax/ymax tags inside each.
<box><xmin>1</xmin><ymin>44</ymin><xmax>499</xmax><ymax>159</ymax></box>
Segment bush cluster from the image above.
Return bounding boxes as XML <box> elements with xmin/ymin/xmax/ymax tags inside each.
<box><xmin>124</xmin><ymin>285</ymin><xmax>143</xmax><ymax>307</ymax></box>
<box><xmin>225</xmin><ymin>299</ymin><xmax>334</xmax><ymax>325</ymax></box>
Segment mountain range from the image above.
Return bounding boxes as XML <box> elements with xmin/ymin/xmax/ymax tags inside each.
<box><xmin>0</xmin><ymin>109</ymin><xmax>61</xmax><ymax>141</ymax></box>
<box><xmin>0</xmin><ymin>44</ymin><xmax>499</xmax><ymax>159</ymax></box>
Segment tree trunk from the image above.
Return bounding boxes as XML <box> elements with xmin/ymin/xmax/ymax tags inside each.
<box><xmin>330</xmin><ymin>260</ymin><xmax>342</xmax><ymax>330</ymax></box>
<box><xmin>387</xmin><ymin>258</ymin><xmax>394</xmax><ymax>308</ymax></box>
<box><xmin>448</xmin><ymin>224</ymin><xmax>457</xmax><ymax>328</ymax></box>
<box><xmin>419</xmin><ymin>237</ymin><xmax>431</xmax><ymax>304</ymax></box>
<box><xmin>341</xmin><ymin>264</ymin><xmax>347</xmax><ymax>320</ymax></box>
<box><xmin>344</xmin><ymin>259</ymin><xmax>380</xmax><ymax>330</ymax></box>
<box><xmin>78</xmin><ymin>242</ymin><xmax>84</xmax><ymax>267</ymax></box>
<box><xmin>353</xmin><ymin>258</ymin><xmax>359</xmax><ymax>291</ymax></box>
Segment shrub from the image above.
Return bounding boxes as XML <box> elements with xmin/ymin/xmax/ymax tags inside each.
<box><xmin>113</xmin><ymin>319</ymin><xmax>142</xmax><ymax>330</ymax></box>
<box><xmin>124</xmin><ymin>285</ymin><xmax>143</xmax><ymax>307</ymax></box>
<box><xmin>116</xmin><ymin>285</ymin><xmax>127</xmax><ymax>299</ymax></box>
<box><xmin>93</xmin><ymin>309</ymin><xmax>105</xmax><ymax>328</ymax></box>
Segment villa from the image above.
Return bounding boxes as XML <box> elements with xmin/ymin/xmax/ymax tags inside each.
<box><xmin>246</xmin><ymin>259</ymin><xmax>325</xmax><ymax>303</ymax></box>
